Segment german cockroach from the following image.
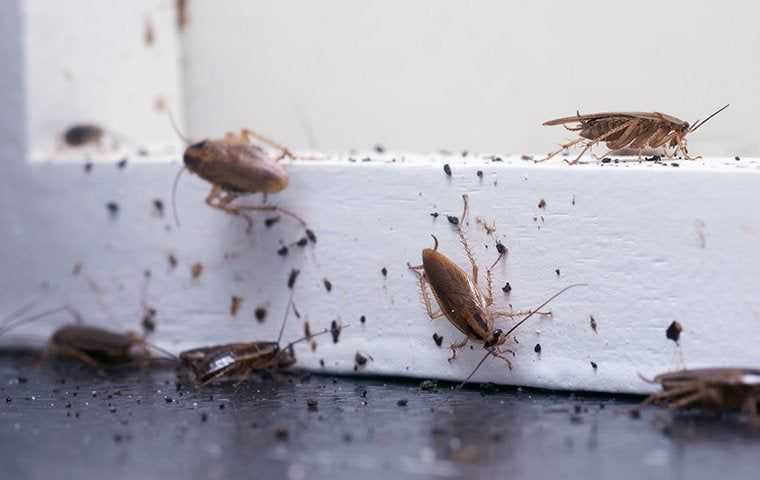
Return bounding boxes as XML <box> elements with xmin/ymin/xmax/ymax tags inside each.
<box><xmin>169</xmin><ymin>116</ymin><xmax>308</xmax><ymax>233</ymax></box>
<box><xmin>541</xmin><ymin>104</ymin><xmax>729</xmax><ymax>163</ymax></box>
<box><xmin>179</xmin><ymin>292</ymin><xmax>333</xmax><ymax>385</ymax></box>
<box><xmin>639</xmin><ymin>368</ymin><xmax>760</xmax><ymax>419</ymax></box>
<box><xmin>407</xmin><ymin>195</ymin><xmax>583</xmax><ymax>370</ymax></box>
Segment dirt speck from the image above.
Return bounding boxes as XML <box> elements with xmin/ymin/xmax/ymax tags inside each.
<box><xmin>396</xmin><ymin>399</ymin><xmax>408</xmax><ymax>407</ymax></box>
<box><xmin>381</xmin><ymin>267</ymin><xmax>388</xmax><ymax>277</ymax></box>
<box><xmin>106</xmin><ymin>202</ymin><xmax>120</xmax><ymax>216</ymax></box>
<box><xmin>447</xmin><ymin>215</ymin><xmax>459</xmax><ymax>226</ymax></box>
<box><xmin>254</xmin><ymin>307</ymin><xmax>267</xmax><ymax>323</ymax></box>
<box><xmin>534</xmin><ymin>343</ymin><xmax>542</xmax><ymax>354</ymax></box>
<box><xmin>538</xmin><ymin>199</ymin><xmax>546</xmax><ymax>209</ymax></box>
<box><xmin>591</xmin><ymin>361</ymin><xmax>598</xmax><ymax>371</ymax></box>
<box><xmin>443</xmin><ymin>164</ymin><xmax>452</xmax><ymax>176</ymax></box>
<box><xmin>432</xmin><ymin>333</ymin><xmax>443</xmax><ymax>347</ymax></box>
<box><xmin>666</xmin><ymin>321</ymin><xmax>683</xmax><ymax>343</ymax></box>
<box><xmin>590</xmin><ymin>315</ymin><xmax>598</xmax><ymax>333</ymax></box>
<box><xmin>323</xmin><ymin>278</ymin><xmax>332</xmax><ymax>292</ymax></box>
<box><xmin>277</xmin><ymin>245</ymin><xmax>289</xmax><ymax>256</ymax></box>
<box><xmin>501</xmin><ymin>282</ymin><xmax>512</xmax><ymax>294</ymax></box>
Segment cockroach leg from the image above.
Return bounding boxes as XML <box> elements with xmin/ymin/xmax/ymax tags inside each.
<box><xmin>448</xmin><ymin>337</ymin><xmax>469</xmax><ymax>362</ymax></box>
<box><xmin>407</xmin><ymin>263</ymin><xmax>444</xmax><ymax>320</ymax></box>
<box><xmin>539</xmin><ymin>136</ymin><xmax>586</xmax><ymax>162</ymax></box>
<box><xmin>669</xmin><ymin>389</ymin><xmax>710</xmax><ymax>410</ymax></box>
<box><xmin>205</xmin><ymin>186</ymin><xmax>255</xmax><ymax>232</ymax></box>
<box><xmin>240</xmin><ymin>129</ymin><xmax>294</xmax><ymax>160</ymax></box>
<box><xmin>488</xmin><ymin>348</ymin><xmax>513</xmax><ymax>370</ymax></box>
<box><xmin>50</xmin><ymin>344</ymin><xmax>101</xmax><ymax>368</ymax></box>
<box><xmin>640</xmin><ymin>383</ymin><xmax>698</xmax><ymax>407</ymax></box>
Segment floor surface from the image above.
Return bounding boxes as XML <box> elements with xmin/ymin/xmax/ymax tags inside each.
<box><xmin>1</xmin><ymin>351</ymin><xmax>759</xmax><ymax>480</ymax></box>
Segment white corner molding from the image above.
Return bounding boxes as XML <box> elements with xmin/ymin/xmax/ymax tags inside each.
<box><xmin>1</xmin><ymin>155</ymin><xmax>759</xmax><ymax>394</ymax></box>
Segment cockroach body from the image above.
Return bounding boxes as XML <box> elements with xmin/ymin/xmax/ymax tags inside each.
<box><xmin>641</xmin><ymin>368</ymin><xmax>760</xmax><ymax>417</ymax></box>
<box><xmin>48</xmin><ymin>325</ymin><xmax>153</xmax><ymax>366</ymax></box>
<box><xmin>408</xmin><ymin>195</ymin><xmax>577</xmax><ymax>370</ymax></box>
<box><xmin>541</xmin><ymin>104</ymin><xmax>729</xmax><ymax>163</ymax></box>
<box><xmin>172</xmin><ymin>126</ymin><xmax>307</xmax><ymax>232</ymax></box>
<box><xmin>179</xmin><ymin>341</ymin><xmax>296</xmax><ymax>385</ymax></box>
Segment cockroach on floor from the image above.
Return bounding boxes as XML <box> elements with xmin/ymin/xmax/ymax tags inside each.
<box><xmin>0</xmin><ymin>304</ymin><xmax>175</xmax><ymax>367</ymax></box>
<box><xmin>639</xmin><ymin>368</ymin><xmax>760</xmax><ymax>419</ymax></box>
<box><xmin>170</xmin><ymin>116</ymin><xmax>309</xmax><ymax>233</ymax></box>
<box><xmin>540</xmin><ymin>104</ymin><xmax>729</xmax><ymax>164</ymax></box>
<box><xmin>407</xmin><ymin>194</ymin><xmax>584</xmax><ymax>369</ymax></box>
<box><xmin>179</xmin><ymin>292</ymin><xmax>333</xmax><ymax>385</ymax></box>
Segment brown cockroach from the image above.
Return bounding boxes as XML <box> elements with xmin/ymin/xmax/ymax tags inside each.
<box><xmin>540</xmin><ymin>104</ymin><xmax>729</xmax><ymax>164</ymax></box>
<box><xmin>170</xmin><ymin>116</ymin><xmax>308</xmax><ymax>233</ymax></box>
<box><xmin>407</xmin><ymin>195</ymin><xmax>584</xmax><ymax>370</ymax></box>
<box><xmin>639</xmin><ymin>368</ymin><xmax>760</xmax><ymax>418</ymax></box>
<box><xmin>179</xmin><ymin>292</ymin><xmax>333</xmax><ymax>385</ymax></box>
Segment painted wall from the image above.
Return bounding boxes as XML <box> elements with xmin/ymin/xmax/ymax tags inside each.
<box><xmin>184</xmin><ymin>0</ymin><xmax>760</xmax><ymax>156</ymax></box>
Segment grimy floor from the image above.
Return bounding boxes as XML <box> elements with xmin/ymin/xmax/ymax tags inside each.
<box><xmin>1</xmin><ymin>351</ymin><xmax>758</xmax><ymax>480</ymax></box>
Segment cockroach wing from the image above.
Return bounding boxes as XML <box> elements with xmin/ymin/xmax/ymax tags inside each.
<box><xmin>543</xmin><ymin>112</ymin><xmax>685</xmax><ymax>127</ymax></box>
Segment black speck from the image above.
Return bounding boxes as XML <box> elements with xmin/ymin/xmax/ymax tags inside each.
<box><xmin>590</xmin><ymin>315</ymin><xmax>598</xmax><ymax>333</ymax></box>
<box><xmin>116</xmin><ymin>158</ymin><xmax>128</xmax><ymax>169</ymax></box>
<box><xmin>538</xmin><ymin>199</ymin><xmax>546</xmax><ymax>209</ymax></box>
<box><xmin>443</xmin><ymin>164</ymin><xmax>452</xmax><ymax>176</ymax></box>
<box><xmin>570</xmin><ymin>415</ymin><xmax>583</xmax><ymax>424</ymax></box>
<box><xmin>447</xmin><ymin>215</ymin><xmax>459</xmax><ymax>226</ymax></box>
<box><xmin>307</xmin><ymin>399</ymin><xmax>318</xmax><ymax>411</ymax></box>
<box><xmin>476</xmin><ymin>170</ymin><xmax>483</xmax><ymax>179</ymax></box>
<box><xmin>287</xmin><ymin>269</ymin><xmax>300</xmax><ymax>289</ymax></box>
<box><xmin>277</xmin><ymin>245</ymin><xmax>289</xmax><ymax>256</ymax></box>
<box><xmin>534</xmin><ymin>343</ymin><xmax>541</xmax><ymax>354</ymax></box>
<box><xmin>141</xmin><ymin>309</ymin><xmax>156</xmax><ymax>333</ymax></box>
<box><xmin>601</xmin><ymin>157</ymin><xmax>611</xmax><ymax>164</ymax></box>
<box><xmin>397</xmin><ymin>399</ymin><xmax>408</xmax><ymax>407</ymax></box>
<box><xmin>461</xmin><ymin>151</ymin><xmax>469</xmax><ymax>157</ymax></box>
<box><xmin>355</xmin><ymin>352</ymin><xmax>369</xmax><ymax>367</ymax></box>
<box><xmin>361</xmin><ymin>157</ymin><xmax>371</xmax><ymax>162</ymax></box>
<box><xmin>319</xmin><ymin>359</ymin><xmax>325</xmax><ymax>367</ymax></box>
<box><xmin>106</xmin><ymin>202</ymin><xmax>119</xmax><ymax>216</ymax></box>
<box><xmin>274</xmin><ymin>427</ymin><xmax>289</xmax><ymax>441</ymax></box>
<box><xmin>164</xmin><ymin>396</ymin><xmax>173</xmax><ymax>403</ymax></box>
<box><xmin>374</xmin><ymin>144</ymin><xmax>385</xmax><ymax>153</ymax></box>
<box><xmin>342</xmin><ymin>432</ymin><xmax>353</xmax><ymax>443</ymax></box>
<box><xmin>666</xmin><ymin>321</ymin><xmax>683</xmax><ymax>343</ymax></box>
<box><xmin>265</xmin><ymin>216</ymin><xmax>280</xmax><ymax>228</ymax></box>
<box><xmin>254</xmin><ymin>307</ymin><xmax>267</xmax><ymax>323</ymax></box>
<box><xmin>295</xmin><ymin>237</ymin><xmax>308</xmax><ymax>247</ymax></box>
<box><xmin>381</xmin><ymin>267</ymin><xmax>388</xmax><ymax>277</ymax></box>
<box><xmin>200</xmin><ymin>412</ymin><xmax>208</xmax><ymax>422</ymax></box>
<box><xmin>430</xmin><ymin>212</ymin><xmax>439</xmax><ymax>219</ymax></box>
<box><xmin>671</xmin><ymin>162</ymin><xmax>680</xmax><ymax>167</ymax></box>
<box><xmin>501</xmin><ymin>282</ymin><xmax>511</xmax><ymax>293</ymax></box>
<box><xmin>735</xmin><ymin>156</ymin><xmax>741</xmax><ymax>161</ymax></box>
<box><xmin>218</xmin><ymin>403</ymin><xmax>225</xmax><ymax>410</ymax></box>
<box><xmin>645</xmin><ymin>155</ymin><xmax>661</xmax><ymax>162</ymax></box>
<box><xmin>152</xmin><ymin>199</ymin><xmax>164</xmax><ymax>216</ymax></box>
<box><xmin>330</xmin><ymin>320</ymin><xmax>342</xmax><ymax>343</ymax></box>
<box><xmin>629</xmin><ymin>409</ymin><xmax>641</xmax><ymax>419</ymax></box>
<box><xmin>495</xmin><ymin>242</ymin><xmax>507</xmax><ymax>255</ymax></box>
<box><xmin>168</xmin><ymin>254</ymin><xmax>178</xmax><ymax>269</ymax></box>
<box><xmin>432</xmin><ymin>333</ymin><xmax>443</xmax><ymax>347</ymax></box>
<box><xmin>360</xmin><ymin>315</ymin><xmax>366</xmax><ymax>324</ymax></box>
<box><xmin>521</xmin><ymin>154</ymin><xmax>533</xmax><ymax>161</ymax></box>
<box><xmin>17</xmin><ymin>376</ymin><xmax>28</xmax><ymax>384</ymax></box>
<box><xmin>305</xmin><ymin>229</ymin><xmax>317</xmax><ymax>243</ymax></box>
<box><xmin>555</xmin><ymin>268</ymin><xmax>561</xmax><ymax>276</ymax></box>
<box><xmin>5</xmin><ymin>397</ymin><xmax>11</xmax><ymax>403</ymax></box>
<box><xmin>488</xmin><ymin>155</ymin><xmax>502</xmax><ymax>162</ymax></box>
<box><xmin>323</xmin><ymin>278</ymin><xmax>332</xmax><ymax>292</ymax></box>
<box><xmin>591</xmin><ymin>361</ymin><xmax>598</xmax><ymax>370</ymax></box>
<box><xmin>83</xmin><ymin>161</ymin><xmax>93</xmax><ymax>173</ymax></box>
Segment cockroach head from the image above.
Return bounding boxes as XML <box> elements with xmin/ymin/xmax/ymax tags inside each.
<box><xmin>484</xmin><ymin>328</ymin><xmax>506</xmax><ymax>348</ymax></box>
<box><xmin>183</xmin><ymin>140</ymin><xmax>209</xmax><ymax>170</ymax></box>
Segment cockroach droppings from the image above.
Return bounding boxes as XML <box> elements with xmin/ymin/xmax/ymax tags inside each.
<box><xmin>355</xmin><ymin>352</ymin><xmax>369</xmax><ymax>367</ymax></box>
<box><xmin>229</xmin><ymin>296</ymin><xmax>243</xmax><ymax>317</ymax></box>
<box><xmin>287</xmin><ymin>269</ymin><xmax>300</xmax><ymax>289</ymax></box>
<box><xmin>83</xmin><ymin>161</ymin><xmax>93</xmax><ymax>173</ymax></box>
<box><xmin>295</xmin><ymin>237</ymin><xmax>308</xmax><ymax>248</ymax></box>
<box><xmin>443</xmin><ymin>164</ymin><xmax>452</xmax><ymax>176</ymax></box>
<box><xmin>381</xmin><ymin>267</ymin><xmax>388</xmax><ymax>277</ymax></box>
<box><xmin>264</xmin><ymin>216</ymin><xmax>280</xmax><ymax>228</ymax></box>
<box><xmin>319</xmin><ymin>359</ymin><xmax>325</xmax><ymax>367</ymax></box>
<box><xmin>476</xmin><ymin>170</ymin><xmax>483</xmax><ymax>179</ymax></box>
<box><xmin>555</xmin><ymin>268</ymin><xmax>561</xmax><ymax>277</ymax></box>
<box><xmin>307</xmin><ymin>399</ymin><xmax>318</xmax><ymax>411</ymax></box>
<box><xmin>374</xmin><ymin>144</ymin><xmax>385</xmax><ymax>154</ymax></box>
<box><xmin>360</xmin><ymin>315</ymin><xmax>366</xmax><ymax>324</ymax></box>
<box><xmin>501</xmin><ymin>282</ymin><xmax>511</xmax><ymax>294</ymax></box>
<box><xmin>168</xmin><ymin>253</ymin><xmax>178</xmax><ymax>270</ymax></box>
<box><xmin>254</xmin><ymin>307</ymin><xmax>267</xmax><ymax>323</ymax></box>
<box><xmin>330</xmin><ymin>320</ymin><xmax>342</xmax><ymax>343</ymax></box>
<box><xmin>142</xmin><ymin>307</ymin><xmax>157</xmax><ymax>333</ymax></box>
<box><xmin>274</xmin><ymin>427</ymin><xmax>289</xmax><ymax>442</ymax></box>
<box><xmin>305</xmin><ymin>229</ymin><xmax>317</xmax><ymax>243</ymax></box>
<box><xmin>397</xmin><ymin>399</ymin><xmax>408</xmax><ymax>407</ymax></box>
<box><xmin>447</xmin><ymin>215</ymin><xmax>459</xmax><ymax>226</ymax></box>
<box><xmin>72</xmin><ymin>262</ymin><xmax>83</xmax><ymax>275</ymax></box>
<box><xmin>116</xmin><ymin>158</ymin><xmax>128</xmax><ymax>169</ymax></box>
<box><xmin>591</xmin><ymin>361</ymin><xmax>598</xmax><ymax>371</ymax></box>
<box><xmin>496</xmin><ymin>241</ymin><xmax>507</xmax><ymax>255</ymax></box>
<box><xmin>323</xmin><ymin>278</ymin><xmax>333</xmax><ymax>292</ymax></box>
<box><xmin>432</xmin><ymin>333</ymin><xmax>443</xmax><ymax>347</ymax></box>
<box><xmin>106</xmin><ymin>202</ymin><xmax>120</xmax><ymax>216</ymax></box>
<box><xmin>534</xmin><ymin>343</ymin><xmax>541</xmax><ymax>354</ymax></box>
<box><xmin>152</xmin><ymin>199</ymin><xmax>164</xmax><ymax>216</ymax></box>
<box><xmin>666</xmin><ymin>321</ymin><xmax>683</xmax><ymax>343</ymax></box>
<box><xmin>191</xmin><ymin>263</ymin><xmax>203</xmax><ymax>279</ymax></box>
<box><xmin>590</xmin><ymin>315</ymin><xmax>598</xmax><ymax>333</ymax></box>
<box><xmin>538</xmin><ymin>199</ymin><xmax>546</xmax><ymax>209</ymax></box>
<box><xmin>277</xmin><ymin>246</ymin><xmax>289</xmax><ymax>257</ymax></box>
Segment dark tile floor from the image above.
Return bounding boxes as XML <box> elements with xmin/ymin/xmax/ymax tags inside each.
<box><xmin>1</xmin><ymin>350</ymin><xmax>759</xmax><ymax>480</ymax></box>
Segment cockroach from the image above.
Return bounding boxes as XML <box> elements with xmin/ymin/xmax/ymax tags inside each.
<box><xmin>179</xmin><ymin>292</ymin><xmax>334</xmax><ymax>385</ymax></box>
<box><xmin>540</xmin><ymin>104</ymin><xmax>729</xmax><ymax>164</ymax></box>
<box><xmin>63</xmin><ymin>124</ymin><xmax>104</xmax><ymax>147</ymax></box>
<box><xmin>169</xmin><ymin>116</ymin><xmax>308</xmax><ymax>233</ymax></box>
<box><xmin>639</xmin><ymin>368</ymin><xmax>760</xmax><ymax>419</ymax></box>
<box><xmin>407</xmin><ymin>195</ymin><xmax>582</xmax><ymax>370</ymax></box>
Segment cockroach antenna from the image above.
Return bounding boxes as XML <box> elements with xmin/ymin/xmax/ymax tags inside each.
<box><xmin>276</xmin><ymin>289</ymin><xmax>297</xmax><ymax>345</ymax></box>
<box><xmin>0</xmin><ymin>305</ymin><xmax>76</xmax><ymax>337</ymax></box>
<box><xmin>168</xmin><ymin>109</ymin><xmax>192</xmax><ymax>228</ymax></box>
<box><xmin>689</xmin><ymin>104</ymin><xmax>729</xmax><ymax>133</ymax></box>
